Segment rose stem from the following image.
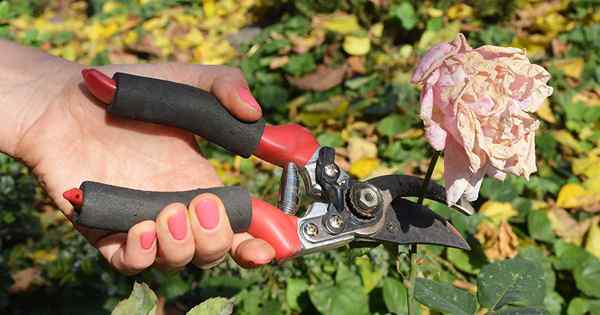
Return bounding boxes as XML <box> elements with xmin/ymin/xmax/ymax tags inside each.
<box><xmin>408</xmin><ymin>150</ymin><xmax>441</xmax><ymax>315</ymax></box>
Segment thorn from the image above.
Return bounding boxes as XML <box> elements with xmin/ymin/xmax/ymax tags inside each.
<box><xmin>63</xmin><ymin>188</ymin><xmax>84</xmax><ymax>208</ymax></box>
<box><xmin>81</xmin><ymin>68</ymin><xmax>116</xmax><ymax>104</ymax></box>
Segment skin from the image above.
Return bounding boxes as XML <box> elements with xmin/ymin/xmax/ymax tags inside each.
<box><xmin>0</xmin><ymin>40</ymin><xmax>276</xmax><ymax>274</ymax></box>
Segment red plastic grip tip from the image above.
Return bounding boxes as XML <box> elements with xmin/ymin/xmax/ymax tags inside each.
<box><xmin>249</xmin><ymin>198</ymin><xmax>301</xmax><ymax>261</ymax></box>
<box><xmin>254</xmin><ymin>124</ymin><xmax>320</xmax><ymax>168</ymax></box>
<box><xmin>81</xmin><ymin>68</ymin><xmax>116</xmax><ymax>104</ymax></box>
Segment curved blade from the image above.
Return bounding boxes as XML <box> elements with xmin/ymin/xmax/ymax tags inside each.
<box><xmin>367</xmin><ymin>198</ymin><xmax>470</xmax><ymax>250</ymax></box>
<box><xmin>367</xmin><ymin>175</ymin><xmax>473</xmax><ymax>215</ymax></box>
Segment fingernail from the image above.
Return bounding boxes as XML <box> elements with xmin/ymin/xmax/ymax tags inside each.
<box><xmin>237</xmin><ymin>87</ymin><xmax>261</xmax><ymax>113</ymax></box>
<box><xmin>140</xmin><ymin>231</ymin><xmax>156</xmax><ymax>249</ymax></box>
<box><xmin>167</xmin><ymin>209</ymin><xmax>188</xmax><ymax>240</ymax></box>
<box><xmin>195</xmin><ymin>198</ymin><xmax>220</xmax><ymax>230</ymax></box>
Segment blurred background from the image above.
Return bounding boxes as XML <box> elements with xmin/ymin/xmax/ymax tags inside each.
<box><xmin>0</xmin><ymin>0</ymin><xmax>599</xmax><ymax>314</ymax></box>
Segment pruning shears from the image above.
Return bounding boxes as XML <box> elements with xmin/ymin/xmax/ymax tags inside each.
<box><xmin>63</xmin><ymin>69</ymin><xmax>471</xmax><ymax>261</ymax></box>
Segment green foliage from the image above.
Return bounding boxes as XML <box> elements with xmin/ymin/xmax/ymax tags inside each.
<box><xmin>111</xmin><ymin>282</ymin><xmax>157</xmax><ymax>315</ymax></box>
<box><xmin>477</xmin><ymin>258</ymin><xmax>546</xmax><ymax>311</ymax></box>
<box><xmin>414</xmin><ymin>278</ymin><xmax>476</xmax><ymax>315</ymax></box>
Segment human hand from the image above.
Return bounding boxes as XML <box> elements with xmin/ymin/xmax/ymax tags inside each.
<box><xmin>3</xmin><ymin>49</ymin><xmax>275</xmax><ymax>274</ymax></box>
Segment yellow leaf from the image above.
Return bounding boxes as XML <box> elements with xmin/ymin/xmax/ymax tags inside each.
<box><xmin>348</xmin><ymin>137</ymin><xmax>378</xmax><ymax>162</ymax></box>
<box><xmin>203</xmin><ymin>0</ymin><xmax>217</xmax><ymax>18</ymax></box>
<box><xmin>572</xmin><ymin>155</ymin><xmax>600</xmax><ymax>178</ymax></box>
<box><xmin>318</xmin><ymin>13</ymin><xmax>362</xmax><ymax>34</ymax></box>
<box><xmin>447</xmin><ymin>4</ymin><xmax>474</xmax><ymax>20</ymax></box>
<box><xmin>343</xmin><ymin>36</ymin><xmax>371</xmax><ymax>56</ymax></box>
<box><xmin>349</xmin><ymin>158</ymin><xmax>380</xmax><ymax>179</ymax></box>
<box><xmin>432</xmin><ymin>158</ymin><xmax>444</xmax><ymax>181</ymax></box>
<box><xmin>585</xmin><ymin>218</ymin><xmax>600</xmax><ymax>259</ymax></box>
<box><xmin>480</xmin><ymin>201</ymin><xmax>517</xmax><ymax>226</ymax></box>
<box><xmin>552</xmin><ymin>130</ymin><xmax>583</xmax><ymax>153</ymax></box>
<box><xmin>510</xmin><ymin>36</ymin><xmax>547</xmax><ymax>59</ymax></box>
<box><xmin>427</xmin><ymin>8</ymin><xmax>443</xmax><ymax>18</ymax></box>
<box><xmin>28</xmin><ymin>249</ymin><xmax>57</xmax><ymax>264</ymax></box>
<box><xmin>553</xmin><ymin>58</ymin><xmax>585</xmax><ymax>79</ymax></box>
<box><xmin>556</xmin><ymin>183</ymin><xmax>588</xmax><ymax>208</ymax></box>
<box><xmin>584</xmin><ymin>176</ymin><xmax>600</xmax><ymax>194</ymax></box>
<box><xmin>369</xmin><ymin>23</ymin><xmax>383</xmax><ymax>38</ymax></box>
<box><xmin>536</xmin><ymin>99</ymin><xmax>557</xmax><ymax>123</ymax></box>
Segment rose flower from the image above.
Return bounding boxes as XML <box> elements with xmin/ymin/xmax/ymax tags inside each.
<box><xmin>411</xmin><ymin>34</ymin><xmax>553</xmax><ymax>205</ymax></box>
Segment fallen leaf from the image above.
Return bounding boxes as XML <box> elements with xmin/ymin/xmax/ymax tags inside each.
<box><xmin>287</xmin><ymin>64</ymin><xmax>347</xmax><ymax>91</ymax></box>
<box><xmin>536</xmin><ymin>99</ymin><xmax>557</xmax><ymax>123</ymax></box>
<box><xmin>347</xmin><ymin>56</ymin><xmax>366</xmax><ymax>73</ymax></box>
<box><xmin>348</xmin><ymin>137</ymin><xmax>378</xmax><ymax>162</ymax></box>
<box><xmin>349</xmin><ymin>158</ymin><xmax>380</xmax><ymax>179</ymax></box>
<box><xmin>557</xmin><ymin>183</ymin><xmax>593</xmax><ymax>208</ymax></box>
<box><xmin>552</xmin><ymin>58</ymin><xmax>585</xmax><ymax>79</ymax></box>
<box><xmin>548</xmin><ymin>207</ymin><xmax>592</xmax><ymax>245</ymax></box>
<box><xmin>314</xmin><ymin>12</ymin><xmax>362</xmax><ymax>34</ymax></box>
<box><xmin>369</xmin><ymin>23</ymin><xmax>383</xmax><ymax>38</ymax></box>
<box><xmin>8</xmin><ymin>268</ymin><xmax>41</xmax><ymax>294</ymax></box>
<box><xmin>447</xmin><ymin>3</ymin><xmax>474</xmax><ymax>20</ymax></box>
<box><xmin>270</xmin><ymin>56</ymin><xmax>289</xmax><ymax>69</ymax></box>
<box><xmin>552</xmin><ymin>130</ymin><xmax>583</xmax><ymax>153</ymax></box>
<box><xmin>476</xmin><ymin>221</ymin><xmax>519</xmax><ymax>261</ymax></box>
<box><xmin>479</xmin><ymin>201</ymin><xmax>518</xmax><ymax>226</ymax></box>
<box><xmin>343</xmin><ymin>36</ymin><xmax>371</xmax><ymax>56</ymax></box>
<box><xmin>585</xmin><ymin>217</ymin><xmax>600</xmax><ymax>259</ymax></box>
<box><xmin>290</xmin><ymin>29</ymin><xmax>325</xmax><ymax>53</ymax></box>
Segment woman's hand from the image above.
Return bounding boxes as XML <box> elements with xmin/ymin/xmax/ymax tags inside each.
<box><xmin>0</xmin><ymin>41</ymin><xmax>275</xmax><ymax>274</ymax></box>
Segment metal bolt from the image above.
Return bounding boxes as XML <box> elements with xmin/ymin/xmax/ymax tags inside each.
<box><xmin>350</xmin><ymin>183</ymin><xmax>381</xmax><ymax>219</ymax></box>
<box><xmin>328</xmin><ymin>215</ymin><xmax>344</xmax><ymax>230</ymax></box>
<box><xmin>303</xmin><ymin>222</ymin><xmax>319</xmax><ymax>237</ymax></box>
<box><xmin>323</xmin><ymin>164</ymin><xmax>339</xmax><ymax>178</ymax></box>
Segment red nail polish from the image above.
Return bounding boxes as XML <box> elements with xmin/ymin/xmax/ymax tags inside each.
<box><xmin>140</xmin><ymin>231</ymin><xmax>156</xmax><ymax>249</ymax></box>
<box><xmin>167</xmin><ymin>210</ymin><xmax>188</xmax><ymax>240</ymax></box>
<box><xmin>195</xmin><ymin>199</ymin><xmax>219</xmax><ymax>230</ymax></box>
<box><xmin>237</xmin><ymin>87</ymin><xmax>262</xmax><ymax>113</ymax></box>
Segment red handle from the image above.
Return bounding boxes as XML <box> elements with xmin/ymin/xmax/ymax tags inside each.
<box><xmin>249</xmin><ymin>198</ymin><xmax>302</xmax><ymax>260</ymax></box>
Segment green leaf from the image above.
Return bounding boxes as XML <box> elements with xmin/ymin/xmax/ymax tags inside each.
<box><xmin>477</xmin><ymin>258</ymin><xmax>545</xmax><ymax>311</ymax></box>
<box><xmin>414</xmin><ymin>278</ymin><xmax>476</xmax><ymax>315</ymax></box>
<box><xmin>567</xmin><ymin>298</ymin><xmax>600</xmax><ymax>315</ymax></box>
<box><xmin>376</xmin><ymin>114</ymin><xmax>410</xmax><ymax>137</ymax></box>
<box><xmin>382</xmin><ymin>278</ymin><xmax>408</xmax><ymax>315</ymax></box>
<box><xmin>186</xmin><ymin>298</ymin><xmax>233</xmax><ymax>315</ymax></box>
<box><xmin>527</xmin><ymin>210</ymin><xmax>555</xmax><ymax>242</ymax></box>
<box><xmin>355</xmin><ymin>256</ymin><xmax>383</xmax><ymax>293</ymax></box>
<box><xmin>112</xmin><ymin>282</ymin><xmax>157</xmax><ymax>315</ymax></box>
<box><xmin>574</xmin><ymin>258</ymin><xmax>600</xmax><ymax>298</ymax></box>
<box><xmin>545</xmin><ymin>291</ymin><xmax>565</xmax><ymax>315</ymax></box>
<box><xmin>284</xmin><ymin>54</ymin><xmax>316</xmax><ymax>76</ymax></box>
<box><xmin>254</xmin><ymin>85</ymin><xmax>289</xmax><ymax>109</ymax></box>
<box><xmin>390</xmin><ymin>2</ymin><xmax>417</xmax><ymax>30</ymax></box>
<box><xmin>446</xmin><ymin>247</ymin><xmax>486</xmax><ymax>275</ymax></box>
<box><xmin>488</xmin><ymin>307</ymin><xmax>547</xmax><ymax>315</ymax></box>
<box><xmin>480</xmin><ymin>176</ymin><xmax>526</xmax><ymax>201</ymax></box>
<box><xmin>286</xmin><ymin>278</ymin><xmax>308</xmax><ymax>311</ymax></box>
<box><xmin>317</xmin><ymin>132</ymin><xmax>344</xmax><ymax>147</ymax></box>
<box><xmin>553</xmin><ymin>240</ymin><xmax>595</xmax><ymax>270</ymax></box>
<box><xmin>308</xmin><ymin>263</ymin><xmax>369</xmax><ymax>315</ymax></box>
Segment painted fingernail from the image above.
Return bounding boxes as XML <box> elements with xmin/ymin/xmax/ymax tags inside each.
<box><xmin>237</xmin><ymin>87</ymin><xmax>261</xmax><ymax>113</ymax></box>
<box><xmin>195</xmin><ymin>198</ymin><xmax>220</xmax><ymax>230</ymax></box>
<box><xmin>140</xmin><ymin>231</ymin><xmax>156</xmax><ymax>249</ymax></box>
<box><xmin>167</xmin><ymin>209</ymin><xmax>188</xmax><ymax>240</ymax></box>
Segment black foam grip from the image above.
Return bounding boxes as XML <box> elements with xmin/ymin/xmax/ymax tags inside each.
<box><xmin>110</xmin><ymin>72</ymin><xmax>265</xmax><ymax>158</ymax></box>
<box><xmin>75</xmin><ymin>181</ymin><xmax>252</xmax><ymax>233</ymax></box>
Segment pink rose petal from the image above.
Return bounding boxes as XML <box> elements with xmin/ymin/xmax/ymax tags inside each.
<box><xmin>412</xmin><ymin>33</ymin><xmax>553</xmax><ymax>205</ymax></box>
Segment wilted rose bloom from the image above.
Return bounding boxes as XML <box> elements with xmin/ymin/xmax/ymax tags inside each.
<box><xmin>411</xmin><ymin>34</ymin><xmax>553</xmax><ymax>205</ymax></box>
